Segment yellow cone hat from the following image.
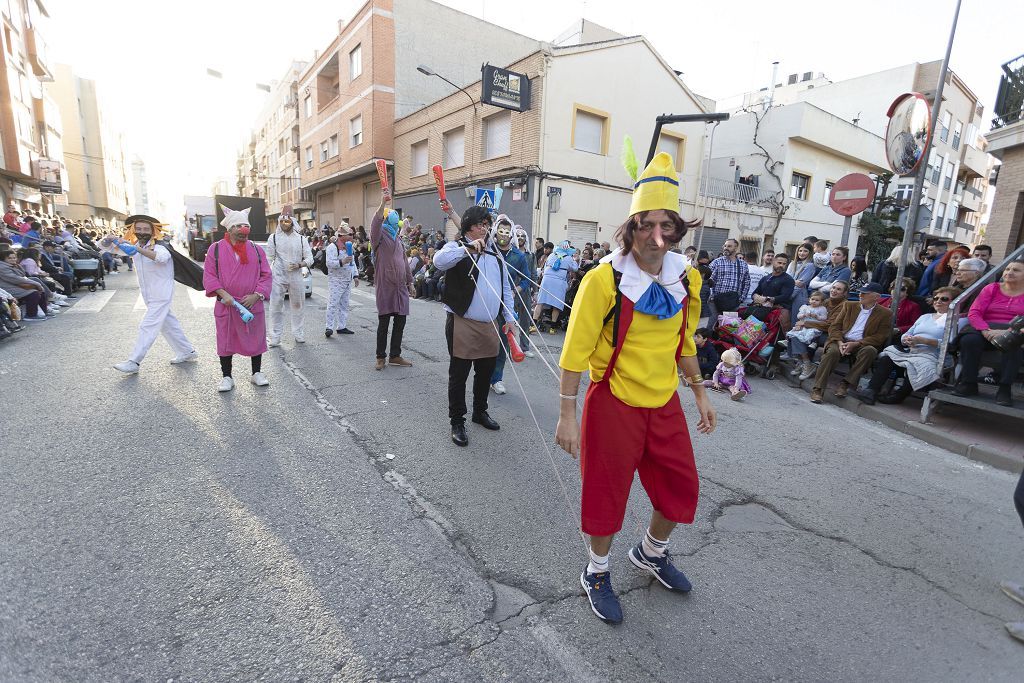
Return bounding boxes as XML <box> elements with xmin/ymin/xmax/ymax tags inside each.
<box><xmin>628</xmin><ymin>152</ymin><xmax>680</xmax><ymax>217</ymax></box>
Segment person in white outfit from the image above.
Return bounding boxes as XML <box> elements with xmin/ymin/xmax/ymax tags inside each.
<box><xmin>113</xmin><ymin>215</ymin><xmax>197</xmax><ymax>374</ymax></box>
<box><xmin>265</xmin><ymin>212</ymin><xmax>313</xmax><ymax>346</ymax></box>
<box><xmin>325</xmin><ymin>229</ymin><xmax>358</xmax><ymax>337</ymax></box>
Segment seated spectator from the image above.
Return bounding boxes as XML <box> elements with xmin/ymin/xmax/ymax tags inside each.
<box><xmin>855</xmin><ymin>287</ymin><xmax>966</xmax><ymax>405</ymax></box>
<box><xmin>848</xmin><ymin>256</ymin><xmax>870</xmax><ymax>292</ymax></box>
<box><xmin>749</xmin><ymin>252</ymin><xmax>795</xmax><ymax>328</ymax></box>
<box><xmin>412</xmin><ymin>247</ymin><xmax>435</xmax><ymax>298</ymax></box>
<box><xmin>927</xmin><ymin>246</ymin><xmax>970</xmax><ymax>294</ymax></box>
<box><xmin>809</xmin><ymin>282</ymin><xmax>893</xmax><ymax>403</ymax></box>
<box><xmin>953</xmin><ymin>258</ymin><xmax>1024</xmax><ymax>406</ymax></box>
<box><xmin>38</xmin><ymin>240</ymin><xmax>76</xmax><ymax>297</ymax></box>
<box><xmin>787</xmin><ymin>280</ymin><xmax>850</xmax><ymax>379</ymax></box>
<box><xmin>0</xmin><ymin>286</ymin><xmax>25</xmax><ymax>338</ymax></box>
<box><xmin>949</xmin><ymin>257</ymin><xmax>986</xmax><ymax>309</ymax></box>
<box><xmin>873</xmin><ymin>245</ymin><xmax>923</xmax><ymax>293</ymax></box>
<box><xmin>0</xmin><ymin>248</ymin><xmax>52</xmax><ymax>320</ymax></box>
<box><xmin>694</xmin><ymin>327</ymin><xmax>719</xmax><ymax>378</ymax></box>
<box><xmin>885</xmin><ymin>277</ymin><xmax>923</xmax><ymax>335</ymax></box>
<box><xmin>972</xmin><ymin>244</ymin><xmax>994</xmax><ymax>273</ymax></box>
<box><xmin>809</xmin><ymin>246</ymin><xmax>852</xmax><ymax>294</ymax></box>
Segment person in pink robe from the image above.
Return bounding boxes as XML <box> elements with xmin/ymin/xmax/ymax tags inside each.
<box><xmin>202</xmin><ymin>207</ymin><xmax>273</xmax><ymax>392</ymax></box>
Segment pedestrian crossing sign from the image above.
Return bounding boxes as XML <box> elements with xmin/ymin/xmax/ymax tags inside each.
<box><xmin>475</xmin><ymin>188</ymin><xmax>496</xmax><ymax>210</ymax></box>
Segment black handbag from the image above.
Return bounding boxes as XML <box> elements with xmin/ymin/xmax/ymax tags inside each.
<box><xmin>713</xmin><ymin>291</ymin><xmax>741</xmax><ymax>312</ymax></box>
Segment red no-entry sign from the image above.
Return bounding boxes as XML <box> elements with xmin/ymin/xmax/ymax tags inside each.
<box><xmin>829</xmin><ymin>173</ymin><xmax>875</xmax><ymax>217</ymax></box>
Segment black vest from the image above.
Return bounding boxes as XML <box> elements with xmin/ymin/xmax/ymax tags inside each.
<box><xmin>442</xmin><ymin>241</ymin><xmax>506</xmax><ymax>317</ymax></box>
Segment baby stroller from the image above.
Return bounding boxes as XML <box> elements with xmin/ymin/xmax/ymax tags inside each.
<box><xmin>71</xmin><ymin>258</ymin><xmax>106</xmax><ymax>292</ymax></box>
<box><xmin>710</xmin><ymin>307</ymin><xmax>785</xmax><ymax>379</ymax></box>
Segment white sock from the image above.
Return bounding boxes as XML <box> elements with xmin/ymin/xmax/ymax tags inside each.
<box><xmin>587</xmin><ymin>548</ymin><xmax>609</xmax><ymax>575</ymax></box>
<box><xmin>642</xmin><ymin>529</ymin><xmax>668</xmax><ymax>558</ymax></box>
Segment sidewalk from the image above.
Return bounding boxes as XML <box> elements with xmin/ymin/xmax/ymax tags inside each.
<box><xmin>781</xmin><ymin>375</ymin><xmax>1024</xmax><ymax>473</ymax></box>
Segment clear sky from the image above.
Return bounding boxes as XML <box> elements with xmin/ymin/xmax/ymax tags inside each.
<box><xmin>45</xmin><ymin>0</ymin><xmax>1020</xmax><ymax>221</ymax></box>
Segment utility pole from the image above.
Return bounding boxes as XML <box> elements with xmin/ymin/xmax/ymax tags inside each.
<box><xmin>888</xmin><ymin>0</ymin><xmax>962</xmax><ymax>333</ymax></box>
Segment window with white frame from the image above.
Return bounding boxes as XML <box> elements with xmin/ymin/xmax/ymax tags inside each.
<box><xmin>349</xmin><ymin>45</ymin><xmax>362</xmax><ymax>80</ymax></box>
<box><xmin>823</xmin><ymin>181</ymin><xmax>835</xmax><ymax>206</ymax></box>
<box><xmin>952</xmin><ymin>120</ymin><xmax>962</xmax><ymax>150</ymax></box>
<box><xmin>940</xmin><ymin>110</ymin><xmax>951</xmax><ymax>142</ymax></box>
<box><xmin>943</xmin><ymin>161</ymin><xmax>954</xmax><ymax>190</ymax></box>
<box><xmin>304</xmin><ymin>95</ymin><xmax>312</xmax><ymax>118</ymax></box>
<box><xmin>790</xmin><ymin>172</ymin><xmax>810</xmax><ymax>200</ymax></box>
<box><xmin>411</xmin><ymin>140</ymin><xmax>428</xmax><ymax>177</ymax></box>
<box><xmin>328</xmin><ymin>134</ymin><xmax>339</xmax><ymax>158</ymax></box>
<box><xmin>320</xmin><ymin>141</ymin><xmax>328</xmax><ymax>162</ymax></box>
<box><xmin>442</xmin><ymin>127</ymin><xmax>465</xmax><ymax>168</ymax></box>
<box><xmin>573</xmin><ymin>107</ymin><xmax>607</xmax><ymax>155</ymax></box>
<box><xmin>349</xmin><ymin>115</ymin><xmax>363</xmax><ymax>147</ymax></box>
<box><xmin>895</xmin><ymin>183</ymin><xmax>913</xmax><ymax>203</ymax></box>
<box><xmin>483</xmin><ymin>110</ymin><xmax>511</xmax><ymax>159</ymax></box>
<box><xmin>305</xmin><ymin>146</ymin><xmax>313</xmax><ymax>169</ymax></box>
<box><xmin>656</xmin><ymin>134</ymin><xmax>685</xmax><ymax>170</ymax></box>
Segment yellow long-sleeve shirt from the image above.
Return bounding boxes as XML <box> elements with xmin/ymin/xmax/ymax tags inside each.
<box><xmin>559</xmin><ymin>261</ymin><xmax>702</xmax><ymax>408</ymax></box>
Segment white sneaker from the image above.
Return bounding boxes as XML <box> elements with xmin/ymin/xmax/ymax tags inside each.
<box><xmin>798</xmin><ymin>362</ymin><xmax>816</xmax><ymax>381</ymax></box>
<box><xmin>491</xmin><ymin>381</ymin><xmax>507</xmax><ymax>395</ymax></box>
<box><xmin>46</xmin><ymin>308</ymin><xmax>59</xmax><ymax>316</ymax></box>
<box><xmin>35</xmin><ymin>311</ymin><xmax>48</xmax><ymax>319</ymax></box>
<box><xmin>170</xmin><ymin>350</ymin><xmax>199</xmax><ymax>364</ymax></box>
<box><xmin>251</xmin><ymin>372</ymin><xmax>270</xmax><ymax>387</ymax></box>
<box><xmin>114</xmin><ymin>360</ymin><xmax>140</xmax><ymax>374</ymax></box>
<box><xmin>218</xmin><ymin>376</ymin><xmax>235</xmax><ymax>392</ymax></box>
<box><xmin>524</xmin><ymin>350</ymin><xmax>535</xmax><ymax>358</ymax></box>
<box><xmin>268</xmin><ymin>338</ymin><xmax>281</xmax><ymax>348</ymax></box>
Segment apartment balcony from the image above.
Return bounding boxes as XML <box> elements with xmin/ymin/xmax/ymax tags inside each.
<box><xmin>700</xmin><ymin>176</ymin><xmax>783</xmax><ymax>207</ymax></box>
<box><xmin>961</xmin><ymin>184</ymin><xmax>983</xmax><ymax>212</ymax></box>
<box><xmin>961</xmin><ymin>144</ymin><xmax>989</xmax><ymax>178</ymax></box>
<box><xmin>24</xmin><ymin>28</ymin><xmax>52</xmax><ymax>81</ymax></box>
<box><xmin>992</xmin><ymin>53</ymin><xmax>1024</xmax><ymax>130</ymax></box>
<box><xmin>282</xmin><ymin>187</ymin><xmax>314</xmax><ymax>210</ymax></box>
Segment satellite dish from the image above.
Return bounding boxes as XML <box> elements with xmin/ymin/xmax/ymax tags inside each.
<box><xmin>885</xmin><ymin>93</ymin><xmax>932</xmax><ymax>176</ymax></box>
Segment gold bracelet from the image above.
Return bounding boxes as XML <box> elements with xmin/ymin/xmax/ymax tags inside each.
<box><xmin>682</xmin><ymin>374</ymin><xmax>704</xmax><ymax>385</ymax></box>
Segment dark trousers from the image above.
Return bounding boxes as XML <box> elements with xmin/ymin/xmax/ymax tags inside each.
<box><xmin>376</xmin><ymin>314</ymin><xmax>406</xmax><ymax>359</ymax></box>
<box><xmin>446</xmin><ymin>313</ymin><xmax>497</xmax><ymax>424</ymax></box>
<box><xmin>958</xmin><ymin>330</ymin><xmax>1022</xmax><ymax>386</ymax></box>
<box><xmin>17</xmin><ymin>290</ymin><xmax>44</xmax><ymax>317</ymax></box>
<box><xmin>813</xmin><ymin>341</ymin><xmax>878</xmax><ymax>392</ymax></box>
<box><xmin>866</xmin><ymin>355</ymin><xmax>914</xmax><ymax>402</ymax></box>
<box><xmin>220</xmin><ymin>354</ymin><xmax>262</xmax><ymax>377</ymax></box>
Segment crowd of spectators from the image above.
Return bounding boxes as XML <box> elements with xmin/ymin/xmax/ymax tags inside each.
<box><xmin>0</xmin><ymin>203</ymin><xmax>139</xmax><ymax>341</ymax></box>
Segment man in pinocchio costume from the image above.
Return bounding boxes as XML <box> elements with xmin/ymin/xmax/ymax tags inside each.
<box><xmin>556</xmin><ymin>146</ymin><xmax>717</xmax><ymax>624</ymax></box>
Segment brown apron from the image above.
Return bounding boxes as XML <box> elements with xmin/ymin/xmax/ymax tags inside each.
<box><xmin>452</xmin><ymin>315</ymin><xmax>500</xmax><ymax>359</ymax></box>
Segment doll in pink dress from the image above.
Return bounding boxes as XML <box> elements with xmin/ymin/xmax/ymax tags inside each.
<box><xmin>704</xmin><ymin>347</ymin><xmax>751</xmax><ymax>401</ymax></box>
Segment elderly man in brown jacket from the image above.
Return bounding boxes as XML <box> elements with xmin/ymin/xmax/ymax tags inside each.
<box><xmin>810</xmin><ymin>282</ymin><xmax>893</xmax><ymax>403</ymax></box>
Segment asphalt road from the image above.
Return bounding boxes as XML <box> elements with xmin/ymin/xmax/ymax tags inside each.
<box><xmin>2</xmin><ymin>267</ymin><xmax>1023</xmax><ymax>681</ymax></box>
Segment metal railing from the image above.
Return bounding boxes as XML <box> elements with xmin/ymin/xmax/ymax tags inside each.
<box><xmin>992</xmin><ymin>53</ymin><xmax>1024</xmax><ymax>130</ymax></box>
<box><xmin>699</xmin><ymin>176</ymin><xmax>782</xmax><ymax>205</ymax></box>
<box><xmin>936</xmin><ymin>242</ymin><xmax>1024</xmax><ymax>375</ymax></box>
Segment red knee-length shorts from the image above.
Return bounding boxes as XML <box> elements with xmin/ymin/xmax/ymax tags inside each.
<box><xmin>578</xmin><ymin>295</ymin><xmax>700</xmax><ymax>537</ymax></box>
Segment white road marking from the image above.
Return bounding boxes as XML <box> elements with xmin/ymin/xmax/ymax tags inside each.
<box><xmin>63</xmin><ymin>290</ymin><xmax>116</xmax><ymax>313</ymax></box>
<box><xmin>187</xmin><ymin>288</ymin><xmax>215</xmax><ymax>309</ymax></box>
<box><xmin>134</xmin><ymin>294</ymin><xmax>146</xmax><ymax>311</ymax></box>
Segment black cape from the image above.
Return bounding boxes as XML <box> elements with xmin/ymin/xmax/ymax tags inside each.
<box><xmin>159</xmin><ymin>240</ymin><xmax>205</xmax><ymax>291</ymax></box>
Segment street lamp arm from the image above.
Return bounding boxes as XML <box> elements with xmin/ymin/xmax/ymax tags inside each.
<box><xmin>418</xmin><ymin>65</ymin><xmax>477</xmax><ymax>112</ymax></box>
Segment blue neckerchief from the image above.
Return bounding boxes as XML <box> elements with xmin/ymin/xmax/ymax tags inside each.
<box><xmin>634</xmin><ymin>281</ymin><xmax>682</xmax><ymax>319</ymax></box>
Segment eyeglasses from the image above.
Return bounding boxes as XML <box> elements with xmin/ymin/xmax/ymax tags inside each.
<box><xmin>934</xmin><ymin>296</ymin><xmax>952</xmax><ymax>302</ymax></box>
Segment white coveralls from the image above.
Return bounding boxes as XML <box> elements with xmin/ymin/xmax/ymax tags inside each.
<box><xmin>325</xmin><ymin>241</ymin><xmax>356</xmax><ymax>331</ymax></box>
<box><xmin>128</xmin><ymin>244</ymin><xmax>194</xmax><ymax>364</ymax></box>
<box><xmin>265</xmin><ymin>229</ymin><xmax>313</xmax><ymax>343</ymax></box>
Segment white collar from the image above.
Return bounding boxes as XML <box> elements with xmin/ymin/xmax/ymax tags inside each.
<box><xmin>600</xmin><ymin>248</ymin><xmax>690</xmax><ymax>304</ymax></box>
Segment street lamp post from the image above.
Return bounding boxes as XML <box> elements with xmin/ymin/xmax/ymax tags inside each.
<box><xmin>416</xmin><ymin>65</ymin><xmax>477</xmax><ymax>112</ymax></box>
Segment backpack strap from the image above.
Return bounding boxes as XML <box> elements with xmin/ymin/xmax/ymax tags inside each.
<box><xmin>214</xmin><ymin>241</ymin><xmax>220</xmax><ymax>279</ymax></box>
<box><xmin>602</xmin><ymin>267</ymin><xmax>624</xmax><ymax>346</ymax></box>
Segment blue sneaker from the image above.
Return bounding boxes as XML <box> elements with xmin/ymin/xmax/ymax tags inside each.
<box><xmin>628</xmin><ymin>543</ymin><xmax>693</xmax><ymax>592</ymax></box>
<box><xmin>580</xmin><ymin>569</ymin><xmax>623</xmax><ymax>624</ymax></box>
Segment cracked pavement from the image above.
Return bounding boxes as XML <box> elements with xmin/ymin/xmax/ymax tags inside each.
<box><xmin>1</xmin><ymin>272</ymin><xmax>1023</xmax><ymax>681</ymax></box>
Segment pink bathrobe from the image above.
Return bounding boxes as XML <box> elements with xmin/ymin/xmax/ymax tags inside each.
<box><xmin>203</xmin><ymin>239</ymin><xmax>273</xmax><ymax>357</ymax></box>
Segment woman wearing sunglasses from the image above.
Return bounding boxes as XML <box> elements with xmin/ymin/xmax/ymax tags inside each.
<box><xmin>855</xmin><ymin>286</ymin><xmax>965</xmax><ymax>405</ymax></box>
<box><xmin>953</xmin><ymin>258</ymin><xmax>1024</xmax><ymax>406</ymax></box>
